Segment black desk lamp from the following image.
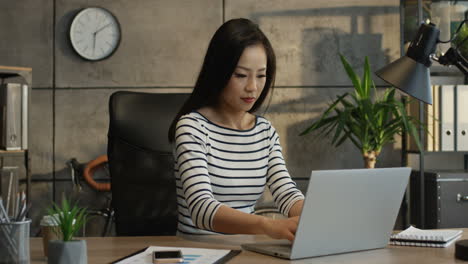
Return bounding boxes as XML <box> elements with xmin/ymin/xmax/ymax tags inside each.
<box><xmin>375</xmin><ymin>21</ymin><xmax>468</xmax><ymax>260</ymax></box>
<box><xmin>376</xmin><ymin>20</ymin><xmax>468</xmax><ymax>105</ymax></box>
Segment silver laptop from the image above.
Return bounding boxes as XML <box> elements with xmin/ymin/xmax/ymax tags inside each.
<box><xmin>242</xmin><ymin>167</ymin><xmax>411</xmax><ymax>260</ymax></box>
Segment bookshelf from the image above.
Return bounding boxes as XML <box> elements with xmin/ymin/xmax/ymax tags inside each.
<box><xmin>401</xmin><ymin>0</ymin><xmax>468</xmax><ymax>229</ymax></box>
<box><xmin>0</xmin><ymin>65</ymin><xmax>32</xmax><ymax>206</ymax></box>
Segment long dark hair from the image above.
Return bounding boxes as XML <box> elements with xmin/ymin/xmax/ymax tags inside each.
<box><xmin>168</xmin><ymin>18</ymin><xmax>276</xmax><ymax>142</ymax></box>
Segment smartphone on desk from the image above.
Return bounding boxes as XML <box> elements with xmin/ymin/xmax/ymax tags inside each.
<box><xmin>152</xmin><ymin>250</ymin><xmax>184</xmax><ymax>263</ymax></box>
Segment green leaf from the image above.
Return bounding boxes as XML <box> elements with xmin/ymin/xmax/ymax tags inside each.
<box><xmin>339</xmin><ymin>54</ymin><xmax>363</xmax><ymax>98</ymax></box>
<box><xmin>46</xmin><ymin>197</ymin><xmax>90</xmax><ymax>241</ymax></box>
<box><xmin>299</xmin><ymin>93</ymin><xmax>349</xmax><ymax>136</ymax></box>
<box><xmin>300</xmin><ymin>54</ymin><xmax>428</xmax><ymax>166</ymax></box>
<box><xmin>362</xmin><ymin>56</ymin><xmax>371</xmax><ymax>97</ymax></box>
<box><xmin>331</xmin><ymin>108</ymin><xmax>350</xmax><ymax>144</ymax></box>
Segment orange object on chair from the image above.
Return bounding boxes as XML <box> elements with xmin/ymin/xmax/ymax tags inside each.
<box><xmin>83</xmin><ymin>155</ymin><xmax>110</xmax><ymax>192</ymax></box>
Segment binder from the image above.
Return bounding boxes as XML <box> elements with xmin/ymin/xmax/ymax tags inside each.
<box><xmin>0</xmin><ymin>83</ymin><xmax>22</xmax><ymax>150</ymax></box>
<box><xmin>440</xmin><ymin>85</ymin><xmax>455</xmax><ymax>151</ymax></box>
<box><xmin>406</xmin><ymin>98</ymin><xmax>420</xmax><ymax>151</ymax></box>
<box><xmin>21</xmin><ymin>84</ymin><xmax>28</xmax><ymax>149</ymax></box>
<box><xmin>433</xmin><ymin>86</ymin><xmax>440</xmax><ymax>151</ymax></box>
<box><xmin>457</xmin><ymin>85</ymin><xmax>468</xmax><ymax>151</ymax></box>
<box><xmin>426</xmin><ymin>88</ymin><xmax>434</xmax><ymax>151</ymax></box>
<box><xmin>406</xmin><ymin>92</ymin><xmax>438</xmax><ymax>151</ymax></box>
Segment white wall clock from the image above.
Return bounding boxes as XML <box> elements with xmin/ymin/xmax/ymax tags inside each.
<box><xmin>69</xmin><ymin>7</ymin><xmax>121</xmax><ymax>61</ymax></box>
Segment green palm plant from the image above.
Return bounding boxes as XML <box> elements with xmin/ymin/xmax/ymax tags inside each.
<box><xmin>300</xmin><ymin>54</ymin><xmax>423</xmax><ymax>168</ymax></box>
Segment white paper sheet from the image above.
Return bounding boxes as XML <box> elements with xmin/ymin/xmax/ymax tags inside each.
<box><xmin>115</xmin><ymin>246</ymin><xmax>232</xmax><ymax>264</ymax></box>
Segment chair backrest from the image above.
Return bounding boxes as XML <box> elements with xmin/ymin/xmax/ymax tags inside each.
<box><xmin>107</xmin><ymin>91</ymin><xmax>189</xmax><ymax>236</ymax></box>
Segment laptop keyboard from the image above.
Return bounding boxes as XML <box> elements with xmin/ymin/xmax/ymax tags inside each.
<box><xmin>264</xmin><ymin>244</ymin><xmax>292</xmax><ymax>253</ymax></box>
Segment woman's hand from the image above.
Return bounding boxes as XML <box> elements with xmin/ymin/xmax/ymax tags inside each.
<box><xmin>260</xmin><ymin>216</ymin><xmax>299</xmax><ymax>241</ymax></box>
<box><xmin>212</xmin><ymin>205</ymin><xmax>300</xmax><ymax>241</ymax></box>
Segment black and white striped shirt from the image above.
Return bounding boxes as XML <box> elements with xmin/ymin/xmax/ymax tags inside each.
<box><xmin>173</xmin><ymin>111</ymin><xmax>304</xmax><ymax>235</ymax></box>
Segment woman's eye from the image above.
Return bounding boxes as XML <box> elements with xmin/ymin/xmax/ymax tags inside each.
<box><xmin>234</xmin><ymin>73</ymin><xmax>247</xmax><ymax>78</ymax></box>
<box><xmin>257</xmin><ymin>74</ymin><xmax>266</xmax><ymax>78</ymax></box>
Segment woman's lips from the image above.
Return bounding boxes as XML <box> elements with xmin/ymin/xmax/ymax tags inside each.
<box><xmin>242</xmin><ymin>97</ymin><xmax>255</xmax><ymax>103</ymax></box>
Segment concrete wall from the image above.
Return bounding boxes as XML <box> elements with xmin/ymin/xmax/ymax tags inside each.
<box><xmin>0</xmin><ymin>0</ymin><xmax>403</xmax><ymax>236</ymax></box>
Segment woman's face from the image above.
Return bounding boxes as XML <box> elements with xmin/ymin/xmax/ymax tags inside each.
<box><xmin>219</xmin><ymin>44</ymin><xmax>267</xmax><ymax>113</ymax></box>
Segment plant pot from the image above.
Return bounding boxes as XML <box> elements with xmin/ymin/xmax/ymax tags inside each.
<box><xmin>47</xmin><ymin>240</ymin><xmax>87</xmax><ymax>264</ymax></box>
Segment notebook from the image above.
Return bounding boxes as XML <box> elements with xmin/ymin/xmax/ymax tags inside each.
<box><xmin>390</xmin><ymin>226</ymin><xmax>463</xmax><ymax>248</ymax></box>
<box><xmin>242</xmin><ymin>167</ymin><xmax>411</xmax><ymax>260</ymax></box>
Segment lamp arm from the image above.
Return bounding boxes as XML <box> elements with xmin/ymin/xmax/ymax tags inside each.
<box><xmin>452</xmin><ymin>60</ymin><xmax>468</xmax><ymax>76</ymax></box>
<box><xmin>437</xmin><ymin>47</ymin><xmax>468</xmax><ymax>76</ymax></box>
<box><xmin>458</xmin><ymin>53</ymin><xmax>468</xmax><ymax>69</ymax></box>
<box><xmin>439</xmin><ymin>19</ymin><xmax>468</xmax><ymax>43</ymax></box>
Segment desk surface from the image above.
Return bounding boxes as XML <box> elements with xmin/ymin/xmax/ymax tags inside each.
<box><xmin>30</xmin><ymin>229</ymin><xmax>468</xmax><ymax>264</ymax></box>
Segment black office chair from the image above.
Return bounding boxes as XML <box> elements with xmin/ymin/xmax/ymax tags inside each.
<box><xmin>107</xmin><ymin>91</ymin><xmax>189</xmax><ymax>236</ymax></box>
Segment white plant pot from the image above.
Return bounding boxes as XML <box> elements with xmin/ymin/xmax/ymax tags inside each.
<box><xmin>47</xmin><ymin>240</ymin><xmax>87</xmax><ymax>264</ymax></box>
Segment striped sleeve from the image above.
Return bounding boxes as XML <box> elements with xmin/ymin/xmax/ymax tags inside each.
<box><xmin>174</xmin><ymin>116</ymin><xmax>222</xmax><ymax>231</ymax></box>
<box><xmin>266</xmin><ymin>123</ymin><xmax>304</xmax><ymax>216</ymax></box>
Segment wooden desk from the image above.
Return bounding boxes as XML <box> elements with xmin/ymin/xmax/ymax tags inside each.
<box><xmin>30</xmin><ymin>229</ymin><xmax>468</xmax><ymax>263</ymax></box>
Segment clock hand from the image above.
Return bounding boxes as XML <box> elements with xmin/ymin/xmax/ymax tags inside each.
<box><xmin>94</xmin><ymin>23</ymin><xmax>111</xmax><ymax>35</ymax></box>
<box><xmin>92</xmin><ymin>32</ymin><xmax>96</xmax><ymax>56</ymax></box>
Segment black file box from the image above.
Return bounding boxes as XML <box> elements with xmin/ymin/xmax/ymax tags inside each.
<box><xmin>410</xmin><ymin>170</ymin><xmax>468</xmax><ymax>228</ymax></box>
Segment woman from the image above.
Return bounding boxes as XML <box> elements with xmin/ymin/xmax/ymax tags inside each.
<box><xmin>168</xmin><ymin>18</ymin><xmax>304</xmax><ymax>241</ymax></box>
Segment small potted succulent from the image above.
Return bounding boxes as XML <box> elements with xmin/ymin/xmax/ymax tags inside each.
<box><xmin>46</xmin><ymin>198</ymin><xmax>89</xmax><ymax>264</ymax></box>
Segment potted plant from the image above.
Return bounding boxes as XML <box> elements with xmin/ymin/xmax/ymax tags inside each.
<box><xmin>300</xmin><ymin>54</ymin><xmax>423</xmax><ymax>168</ymax></box>
<box><xmin>46</xmin><ymin>198</ymin><xmax>89</xmax><ymax>264</ymax></box>
<box><xmin>453</xmin><ymin>21</ymin><xmax>468</xmax><ymax>59</ymax></box>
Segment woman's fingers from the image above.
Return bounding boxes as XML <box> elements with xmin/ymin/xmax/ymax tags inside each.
<box><xmin>285</xmin><ymin>230</ymin><xmax>295</xmax><ymax>242</ymax></box>
<box><xmin>287</xmin><ymin>218</ymin><xmax>298</xmax><ymax>240</ymax></box>
<box><xmin>290</xmin><ymin>223</ymin><xmax>297</xmax><ymax>234</ymax></box>
<box><xmin>290</xmin><ymin>216</ymin><xmax>299</xmax><ymax>223</ymax></box>
<box><xmin>262</xmin><ymin>217</ymin><xmax>299</xmax><ymax>241</ymax></box>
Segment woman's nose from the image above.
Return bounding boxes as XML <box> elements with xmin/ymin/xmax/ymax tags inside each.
<box><xmin>246</xmin><ymin>77</ymin><xmax>257</xmax><ymax>92</ymax></box>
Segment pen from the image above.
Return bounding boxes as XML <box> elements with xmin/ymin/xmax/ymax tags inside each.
<box><xmin>0</xmin><ymin>227</ymin><xmax>18</xmax><ymax>262</ymax></box>
<box><xmin>0</xmin><ymin>197</ymin><xmax>17</xmax><ymax>260</ymax></box>
<box><xmin>16</xmin><ymin>191</ymin><xmax>26</xmax><ymax>221</ymax></box>
<box><xmin>6</xmin><ymin>172</ymin><xmax>13</xmax><ymax>216</ymax></box>
<box><xmin>0</xmin><ymin>197</ymin><xmax>10</xmax><ymax>223</ymax></box>
<box><xmin>18</xmin><ymin>202</ymin><xmax>31</xmax><ymax>222</ymax></box>
<box><xmin>12</xmin><ymin>192</ymin><xmax>19</xmax><ymax>221</ymax></box>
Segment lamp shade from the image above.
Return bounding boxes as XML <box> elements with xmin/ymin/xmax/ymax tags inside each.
<box><xmin>375</xmin><ymin>55</ymin><xmax>432</xmax><ymax>104</ymax></box>
<box><xmin>376</xmin><ymin>23</ymin><xmax>440</xmax><ymax>105</ymax></box>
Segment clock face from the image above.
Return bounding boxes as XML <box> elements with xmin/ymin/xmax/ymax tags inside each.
<box><xmin>69</xmin><ymin>7</ymin><xmax>121</xmax><ymax>61</ymax></box>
